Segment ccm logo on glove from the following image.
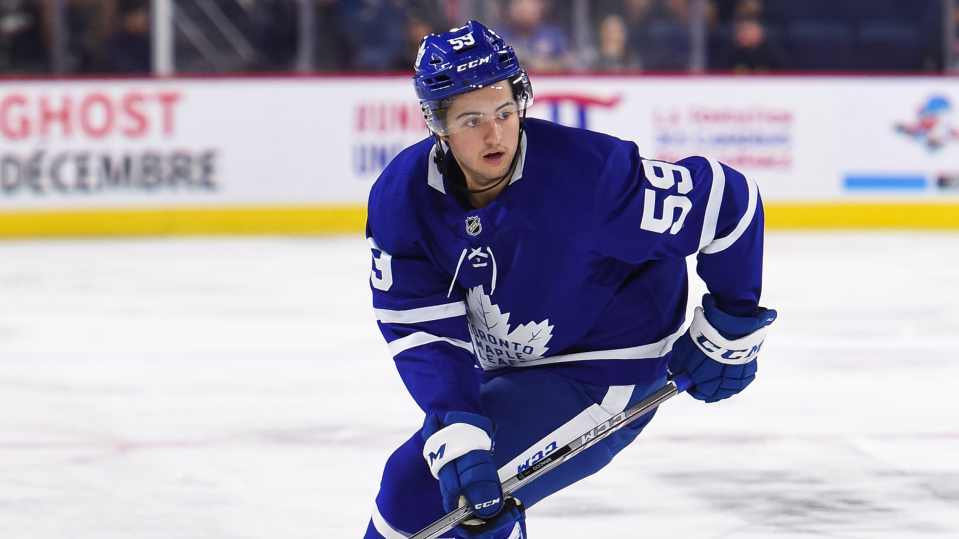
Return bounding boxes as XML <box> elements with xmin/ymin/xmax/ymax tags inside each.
<box><xmin>475</xmin><ymin>498</ymin><xmax>501</xmax><ymax>510</ymax></box>
<box><xmin>688</xmin><ymin>306</ymin><xmax>769</xmax><ymax>365</ymax></box>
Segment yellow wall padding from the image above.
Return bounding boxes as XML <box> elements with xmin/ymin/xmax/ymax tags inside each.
<box><xmin>0</xmin><ymin>205</ymin><xmax>368</xmax><ymax>237</ymax></box>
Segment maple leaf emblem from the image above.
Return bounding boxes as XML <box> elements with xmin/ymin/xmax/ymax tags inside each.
<box><xmin>465</xmin><ymin>286</ymin><xmax>553</xmax><ymax>368</ymax></box>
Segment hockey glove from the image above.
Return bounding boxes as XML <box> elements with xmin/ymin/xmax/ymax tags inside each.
<box><xmin>422</xmin><ymin>411</ymin><xmax>525</xmax><ymax>539</ymax></box>
<box><xmin>668</xmin><ymin>294</ymin><xmax>777</xmax><ymax>403</ymax></box>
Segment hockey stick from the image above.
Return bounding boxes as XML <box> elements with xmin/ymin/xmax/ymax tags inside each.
<box><xmin>409</xmin><ymin>374</ymin><xmax>693</xmax><ymax>539</ymax></box>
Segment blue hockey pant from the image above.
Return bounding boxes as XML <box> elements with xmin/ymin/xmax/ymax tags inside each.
<box><xmin>364</xmin><ymin>369</ymin><xmax>666</xmax><ymax>538</ymax></box>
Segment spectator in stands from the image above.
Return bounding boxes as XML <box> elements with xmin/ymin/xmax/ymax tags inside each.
<box><xmin>247</xmin><ymin>0</ymin><xmax>298</xmax><ymax>71</ymax></box>
<box><xmin>663</xmin><ymin>0</ymin><xmax>690</xmax><ymax>24</ymax></box>
<box><xmin>389</xmin><ymin>14</ymin><xmax>433</xmax><ymax>71</ymax></box>
<box><xmin>497</xmin><ymin>0</ymin><xmax>573</xmax><ymax>72</ymax></box>
<box><xmin>66</xmin><ymin>0</ymin><xmax>116</xmax><ymax>72</ymax></box>
<box><xmin>712</xmin><ymin>0</ymin><xmax>740</xmax><ymax>22</ymax></box>
<box><xmin>99</xmin><ymin>0</ymin><xmax>150</xmax><ymax>73</ymax></box>
<box><xmin>340</xmin><ymin>0</ymin><xmax>410</xmax><ymax>71</ymax></box>
<box><xmin>0</xmin><ymin>0</ymin><xmax>48</xmax><ymax>73</ymax></box>
<box><xmin>952</xmin><ymin>3</ymin><xmax>959</xmax><ymax>72</ymax></box>
<box><xmin>593</xmin><ymin>13</ymin><xmax>640</xmax><ymax>71</ymax></box>
<box><xmin>311</xmin><ymin>0</ymin><xmax>352</xmax><ymax>71</ymax></box>
<box><xmin>732</xmin><ymin>0</ymin><xmax>762</xmax><ymax>22</ymax></box>
<box><xmin>717</xmin><ymin>18</ymin><xmax>782</xmax><ymax>72</ymax></box>
<box><xmin>621</xmin><ymin>0</ymin><xmax>652</xmax><ymax>49</ymax></box>
<box><xmin>624</xmin><ymin>0</ymin><xmax>653</xmax><ymax>24</ymax></box>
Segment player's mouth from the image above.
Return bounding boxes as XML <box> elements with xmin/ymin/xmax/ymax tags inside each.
<box><xmin>483</xmin><ymin>151</ymin><xmax>505</xmax><ymax>165</ymax></box>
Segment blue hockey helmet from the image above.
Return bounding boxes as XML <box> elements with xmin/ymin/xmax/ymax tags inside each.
<box><xmin>413</xmin><ymin>21</ymin><xmax>534</xmax><ymax>136</ymax></box>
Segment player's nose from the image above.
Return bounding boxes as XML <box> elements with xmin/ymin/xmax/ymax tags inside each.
<box><xmin>485</xmin><ymin>119</ymin><xmax>504</xmax><ymax>143</ymax></box>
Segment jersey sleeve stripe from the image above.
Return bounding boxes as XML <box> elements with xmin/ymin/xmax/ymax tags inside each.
<box><xmin>698</xmin><ymin>157</ymin><xmax>726</xmax><ymax>251</ymax></box>
<box><xmin>700</xmin><ymin>176</ymin><xmax>758</xmax><ymax>255</ymax></box>
<box><xmin>388</xmin><ymin>331</ymin><xmax>475</xmax><ymax>356</ymax></box>
<box><xmin>375</xmin><ymin>302</ymin><xmax>467</xmax><ymax>324</ymax></box>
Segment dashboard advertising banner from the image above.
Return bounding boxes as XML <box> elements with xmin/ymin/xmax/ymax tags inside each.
<box><xmin>1</xmin><ymin>75</ymin><xmax>957</xmax><ymax>233</ymax></box>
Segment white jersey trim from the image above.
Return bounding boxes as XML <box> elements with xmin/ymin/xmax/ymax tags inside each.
<box><xmin>505</xmin><ymin>325</ymin><xmax>685</xmax><ymax>368</ymax></box>
<box><xmin>701</xmin><ymin>176</ymin><xmax>758</xmax><ymax>255</ymax></box>
<box><xmin>375</xmin><ymin>302</ymin><xmax>467</xmax><ymax>324</ymax></box>
<box><xmin>508</xmin><ymin>131</ymin><xmax>528</xmax><ymax>185</ymax></box>
<box><xmin>371</xmin><ymin>504</ymin><xmax>411</xmax><ymax>539</ymax></box>
<box><xmin>388</xmin><ymin>332</ymin><xmax>474</xmax><ymax>356</ymax></box>
<box><xmin>427</xmin><ymin>142</ymin><xmax>448</xmax><ymax>194</ymax></box>
<box><xmin>698</xmin><ymin>157</ymin><xmax>726</xmax><ymax>251</ymax></box>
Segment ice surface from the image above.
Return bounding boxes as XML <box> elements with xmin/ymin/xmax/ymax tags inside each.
<box><xmin>0</xmin><ymin>232</ymin><xmax>957</xmax><ymax>538</ymax></box>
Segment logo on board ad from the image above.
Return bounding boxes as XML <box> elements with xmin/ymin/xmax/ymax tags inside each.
<box><xmin>352</xmin><ymin>101</ymin><xmax>427</xmax><ymax>178</ymax></box>
<box><xmin>530</xmin><ymin>93</ymin><xmax>622</xmax><ymax>131</ymax></box>
<box><xmin>843</xmin><ymin>95</ymin><xmax>959</xmax><ymax>193</ymax></box>
<box><xmin>938</xmin><ymin>171</ymin><xmax>959</xmax><ymax>192</ymax></box>
<box><xmin>650</xmin><ymin>106</ymin><xmax>795</xmax><ymax>171</ymax></box>
<box><xmin>894</xmin><ymin>95</ymin><xmax>959</xmax><ymax>152</ymax></box>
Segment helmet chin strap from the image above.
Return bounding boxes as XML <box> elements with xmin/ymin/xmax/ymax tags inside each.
<box><xmin>435</xmin><ymin>110</ymin><xmax>527</xmax><ymax>197</ymax></box>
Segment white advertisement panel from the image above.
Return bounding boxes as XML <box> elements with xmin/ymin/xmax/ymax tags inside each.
<box><xmin>525</xmin><ymin>76</ymin><xmax>959</xmax><ymax>202</ymax></box>
<box><xmin>2</xmin><ymin>75</ymin><xmax>958</xmax><ymax>213</ymax></box>
<box><xmin>0</xmin><ymin>78</ymin><xmax>427</xmax><ymax>210</ymax></box>
<box><xmin>524</xmin><ymin>76</ymin><xmax>838</xmax><ymax>202</ymax></box>
<box><xmin>836</xmin><ymin>80</ymin><xmax>959</xmax><ymax>198</ymax></box>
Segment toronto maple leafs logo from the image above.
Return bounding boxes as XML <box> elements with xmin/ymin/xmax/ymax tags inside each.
<box><xmin>414</xmin><ymin>41</ymin><xmax>426</xmax><ymax>68</ymax></box>
<box><xmin>465</xmin><ymin>285</ymin><xmax>553</xmax><ymax>370</ymax></box>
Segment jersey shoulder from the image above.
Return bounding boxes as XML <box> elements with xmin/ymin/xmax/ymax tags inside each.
<box><xmin>523</xmin><ymin>117</ymin><xmax>637</xmax><ymax>201</ymax></box>
<box><xmin>367</xmin><ymin>137</ymin><xmax>435</xmax><ymax>255</ymax></box>
<box><xmin>524</xmin><ymin>117</ymin><xmax>627</xmax><ymax>165</ymax></box>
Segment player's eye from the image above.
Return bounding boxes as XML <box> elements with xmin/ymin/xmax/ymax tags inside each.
<box><xmin>463</xmin><ymin>117</ymin><xmax>482</xmax><ymax>128</ymax></box>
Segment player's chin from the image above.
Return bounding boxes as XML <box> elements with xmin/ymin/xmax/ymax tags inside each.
<box><xmin>484</xmin><ymin>164</ymin><xmax>511</xmax><ymax>181</ymax></box>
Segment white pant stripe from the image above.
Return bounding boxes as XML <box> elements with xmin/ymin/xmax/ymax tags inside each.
<box><xmin>497</xmin><ymin>384</ymin><xmax>635</xmax><ymax>483</ymax></box>
<box><xmin>371</xmin><ymin>504</ymin><xmax>411</xmax><ymax>539</ymax></box>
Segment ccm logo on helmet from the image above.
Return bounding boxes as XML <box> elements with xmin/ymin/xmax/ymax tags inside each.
<box><xmin>456</xmin><ymin>55</ymin><xmax>491</xmax><ymax>72</ymax></box>
<box><xmin>475</xmin><ymin>498</ymin><xmax>501</xmax><ymax>510</ymax></box>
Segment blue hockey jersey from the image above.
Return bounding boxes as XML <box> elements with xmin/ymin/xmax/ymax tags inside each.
<box><xmin>367</xmin><ymin>118</ymin><xmax>764</xmax><ymax>419</ymax></box>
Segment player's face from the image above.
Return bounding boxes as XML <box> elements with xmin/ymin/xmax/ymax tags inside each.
<box><xmin>441</xmin><ymin>84</ymin><xmax>520</xmax><ymax>190</ymax></box>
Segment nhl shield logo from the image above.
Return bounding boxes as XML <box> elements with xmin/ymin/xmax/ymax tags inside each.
<box><xmin>465</xmin><ymin>216</ymin><xmax>482</xmax><ymax>236</ymax></box>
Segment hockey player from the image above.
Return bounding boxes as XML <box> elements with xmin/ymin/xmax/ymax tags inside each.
<box><xmin>363</xmin><ymin>21</ymin><xmax>776</xmax><ymax>539</ymax></box>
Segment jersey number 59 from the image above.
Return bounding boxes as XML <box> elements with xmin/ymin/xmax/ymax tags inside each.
<box><xmin>640</xmin><ymin>160</ymin><xmax>692</xmax><ymax>235</ymax></box>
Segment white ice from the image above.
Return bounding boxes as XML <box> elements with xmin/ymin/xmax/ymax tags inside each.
<box><xmin>1</xmin><ymin>232</ymin><xmax>957</xmax><ymax>539</ymax></box>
